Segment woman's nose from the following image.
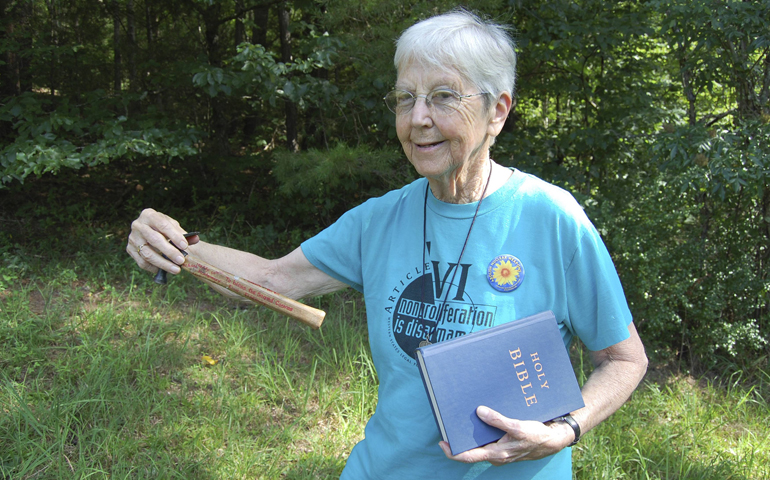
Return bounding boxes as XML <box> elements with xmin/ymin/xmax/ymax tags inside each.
<box><xmin>409</xmin><ymin>96</ymin><xmax>433</xmax><ymax>127</ymax></box>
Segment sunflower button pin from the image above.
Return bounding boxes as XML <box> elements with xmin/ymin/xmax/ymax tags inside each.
<box><xmin>487</xmin><ymin>255</ymin><xmax>525</xmax><ymax>292</ymax></box>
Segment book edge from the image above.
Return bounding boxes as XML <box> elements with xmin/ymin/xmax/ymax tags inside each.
<box><xmin>416</xmin><ymin>349</ymin><xmax>448</xmax><ymax>443</ymax></box>
<box><xmin>417</xmin><ymin>310</ymin><xmax>555</xmax><ymax>358</ymax></box>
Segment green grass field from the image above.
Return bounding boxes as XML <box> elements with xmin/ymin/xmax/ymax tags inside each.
<box><xmin>2</xmin><ymin>231</ymin><xmax>769</xmax><ymax>479</ymax></box>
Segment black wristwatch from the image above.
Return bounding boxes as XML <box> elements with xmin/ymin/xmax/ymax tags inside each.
<box><xmin>558</xmin><ymin>414</ymin><xmax>581</xmax><ymax>446</ymax></box>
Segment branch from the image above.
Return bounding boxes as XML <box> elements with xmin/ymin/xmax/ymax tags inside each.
<box><xmin>703</xmin><ymin>109</ymin><xmax>736</xmax><ymax>127</ymax></box>
<box><xmin>748</xmin><ymin>45</ymin><xmax>770</xmax><ymax>73</ymax></box>
<box><xmin>216</xmin><ymin>0</ymin><xmax>285</xmax><ymax>28</ymax></box>
<box><xmin>760</xmin><ymin>47</ymin><xmax>770</xmax><ymax>108</ymax></box>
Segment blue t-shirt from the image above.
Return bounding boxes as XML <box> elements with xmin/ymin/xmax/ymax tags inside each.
<box><xmin>301</xmin><ymin>169</ymin><xmax>632</xmax><ymax>479</ymax></box>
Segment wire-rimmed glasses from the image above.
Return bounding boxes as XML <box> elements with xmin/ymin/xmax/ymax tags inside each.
<box><xmin>383</xmin><ymin>89</ymin><xmax>489</xmax><ymax>115</ymax></box>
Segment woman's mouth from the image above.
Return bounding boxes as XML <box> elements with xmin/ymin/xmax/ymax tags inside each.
<box><xmin>415</xmin><ymin>140</ymin><xmax>444</xmax><ymax>149</ymax></box>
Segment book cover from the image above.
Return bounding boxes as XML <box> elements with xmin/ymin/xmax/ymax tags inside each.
<box><xmin>415</xmin><ymin>310</ymin><xmax>584</xmax><ymax>455</ymax></box>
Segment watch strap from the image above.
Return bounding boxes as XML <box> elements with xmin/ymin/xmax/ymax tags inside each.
<box><xmin>560</xmin><ymin>414</ymin><xmax>581</xmax><ymax>446</ymax></box>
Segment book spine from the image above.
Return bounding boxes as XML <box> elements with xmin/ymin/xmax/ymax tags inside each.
<box><xmin>416</xmin><ymin>350</ymin><xmax>448</xmax><ymax>443</ymax></box>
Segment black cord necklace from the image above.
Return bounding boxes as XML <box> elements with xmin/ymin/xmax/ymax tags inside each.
<box><xmin>418</xmin><ymin>160</ymin><xmax>494</xmax><ymax>347</ymax></box>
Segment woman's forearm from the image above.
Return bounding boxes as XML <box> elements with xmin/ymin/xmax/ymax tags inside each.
<box><xmin>571</xmin><ymin>323</ymin><xmax>648</xmax><ymax>438</ymax></box>
<box><xmin>186</xmin><ymin>241</ymin><xmax>347</xmax><ymax>301</ymax></box>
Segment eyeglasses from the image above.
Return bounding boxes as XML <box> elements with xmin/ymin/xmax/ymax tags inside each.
<box><xmin>383</xmin><ymin>89</ymin><xmax>489</xmax><ymax>115</ymax></box>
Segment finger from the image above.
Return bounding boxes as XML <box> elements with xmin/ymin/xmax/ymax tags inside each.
<box><xmin>126</xmin><ymin>241</ymin><xmax>152</xmax><ymax>272</ymax></box>
<box><xmin>131</xmin><ymin>219</ymin><xmax>186</xmax><ymax>267</ymax></box>
<box><xmin>127</xmin><ymin>238</ymin><xmax>180</xmax><ymax>274</ymax></box>
<box><xmin>127</xmin><ymin>249</ymin><xmax>160</xmax><ymax>274</ymax></box>
<box><xmin>142</xmin><ymin>209</ymin><xmax>191</xmax><ymax>251</ymax></box>
<box><xmin>448</xmin><ymin>439</ymin><xmax>527</xmax><ymax>467</ymax></box>
<box><xmin>128</xmin><ymin>227</ymin><xmax>182</xmax><ymax>274</ymax></box>
<box><xmin>439</xmin><ymin>441</ymin><xmax>468</xmax><ymax>462</ymax></box>
<box><xmin>439</xmin><ymin>441</ymin><xmax>451</xmax><ymax>457</ymax></box>
<box><xmin>439</xmin><ymin>407</ymin><xmax>525</xmax><ymax>465</ymax></box>
<box><xmin>144</xmin><ymin>246</ymin><xmax>183</xmax><ymax>274</ymax></box>
<box><xmin>476</xmin><ymin>406</ymin><xmax>524</xmax><ymax>437</ymax></box>
<box><xmin>441</xmin><ymin>441</ymin><xmax>496</xmax><ymax>464</ymax></box>
<box><xmin>133</xmin><ymin>209</ymin><xmax>189</xmax><ymax>252</ymax></box>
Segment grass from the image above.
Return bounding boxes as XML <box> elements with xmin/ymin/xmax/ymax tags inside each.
<box><xmin>1</xmin><ymin>186</ymin><xmax>769</xmax><ymax>479</ymax></box>
<box><xmin>572</xmin><ymin>366</ymin><xmax>770</xmax><ymax>479</ymax></box>
<box><xmin>1</xmin><ymin>268</ymin><xmax>376</xmax><ymax>479</ymax></box>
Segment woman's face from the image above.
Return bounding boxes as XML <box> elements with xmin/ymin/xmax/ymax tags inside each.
<box><xmin>395</xmin><ymin>62</ymin><xmax>499</xmax><ymax>183</ymax></box>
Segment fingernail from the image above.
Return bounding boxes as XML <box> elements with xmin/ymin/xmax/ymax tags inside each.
<box><xmin>175</xmin><ymin>255</ymin><xmax>185</xmax><ymax>264</ymax></box>
<box><xmin>180</xmin><ymin>240</ymin><xmax>188</xmax><ymax>249</ymax></box>
<box><xmin>477</xmin><ymin>406</ymin><xmax>490</xmax><ymax>419</ymax></box>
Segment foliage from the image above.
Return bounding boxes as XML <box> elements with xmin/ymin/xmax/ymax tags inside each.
<box><xmin>1</xmin><ymin>0</ymin><xmax>769</xmax><ymax>365</ymax></box>
<box><xmin>272</xmin><ymin>143</ymin><xmax>414</xmax><ymax>232</ymax></box>
<box><xmin>608</xmin><ymin>0</ymin><xmax>769</xmax><ymax>363</ymax></box>
<box><xmin>192</xmin><ymin>36</ymin><xmax>341</xmax><ymax>110</ymax></box>
<box><xmin>491</xmin><ymin>0</ymin><xmax>770</xmax><ymax>365</ymax></box>
<box><xmin>620</xmin><ymin>120</ymin><xmax>770</xmax><ymax>363</ymax></box>
<box><xmin>0</xmin><ymin>0</ymin><xmax>346</xmax><ymax>184</ymax></box>
<box><xmin>0</xmin><ymin>91</ymin><xmax>202</xmax><ymax>184</ymax></box>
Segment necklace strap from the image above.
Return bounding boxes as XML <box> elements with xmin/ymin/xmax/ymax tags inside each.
<box><xmin>420</xmin><ymin>161</ymin><xmax>494</xmax><ymax>346</ymax></box>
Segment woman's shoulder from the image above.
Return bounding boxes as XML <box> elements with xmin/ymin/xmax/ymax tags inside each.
<box><xmin>356</xmin><ymin>177</ymin><xmax>428</xmax><ymax>212</ymax></box>
<box><xmin>509</xmin><ymin>169</ymin><xmax>605</xmax><ymax>252</ymax></box>
<box><xmin>512</xmin><ymin>170</ymin><xmax>586</xmax><ymax>218</ymax></box>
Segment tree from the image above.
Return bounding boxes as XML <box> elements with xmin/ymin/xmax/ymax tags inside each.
<box><xmin>0</xmin><ymin>0</ymin><xmax>767</xmax><ymax>364</ymax></box>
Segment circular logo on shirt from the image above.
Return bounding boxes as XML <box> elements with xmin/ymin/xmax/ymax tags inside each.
<box><xmin>388</xmin><ymin>264</ymin><xmax>499</xmax><ymax>363</ymax></box>
<box><xmin>487</xmin><ymin>255</ymin><xmax>524</xmax><ymax>292</ymax></box>
<box><xmin>391</xmin><ymin>273</ymin><xmax>438</xmax><ymax>359</ymax></box>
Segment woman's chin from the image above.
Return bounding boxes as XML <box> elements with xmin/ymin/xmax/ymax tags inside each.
<box><xmin>410</xmin><ymin>162</ymin><xmax>453</xmax><ymax>181</ymax></box>
<box><xmin>407</xmin><ymin>153</ymin><xmax>454</xmax><ymax>178</ymax></box>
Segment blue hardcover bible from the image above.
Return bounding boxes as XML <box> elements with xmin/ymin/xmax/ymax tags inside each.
<box><xmin>415</xmin><ymin>310</ymin><xmax>585</xmax><ymax>455</ymax></box>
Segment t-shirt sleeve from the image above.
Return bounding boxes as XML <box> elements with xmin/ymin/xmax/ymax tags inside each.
<box><xmin>563</xmin><ymin>216</ymin><xmax>633</xmax><ymax>352</ymax></box>
<box><xmin>301</xmin><ymin>201</ymin><xmax>369</xmax><ymax>293</ymax></box>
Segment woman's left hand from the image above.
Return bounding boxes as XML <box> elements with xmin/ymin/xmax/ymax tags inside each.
<box><xmin>439</xmin><ymin>405</ymin><xmax>574</xmax><ymax>466</ymax></box>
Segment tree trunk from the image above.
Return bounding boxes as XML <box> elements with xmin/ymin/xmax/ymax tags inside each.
<box><xmin>112</xmin><ymin>0</ymin><xmax>121</xmax><ymax>93</ymax></box>
<box><xmin>235</xmin><ymin>0</ymin><xmax>245</xmax><ymax>48</ymax></box>
<box><xmin>203</xmin><ymin>2</ymin><xmax>230</xmax><ymax>156</ymax></box>
<box><xmin>760</xmin><ymin>50</ymin><xmax>770</xmax><ymax>116</ymax></box>
<box><xmin>46</xmin><ymin>0</ymin><xmax>59</xmax><ymax>96</ymax></box>
<box><xmin>145</xmin><ymin>1</ymin><xmax>154</xmax><ymax>51</ymax></box>
<box><xmin>0</xmin><ymin>0</ymin><xmax>31</xmax><ymax>141</ymax></box>
<box><xmin>127</xmin><ymin>0</ymin><xmax>137</xmax><ymax>90</ymax></box>
<box><xmin>0</xmin><ymin>1</ymin><xmax>21</xmax><ymax>97</ymax></box>
<box><xmin>144</xmin><ymin>1</ymin><xmax>164</xmax><ymax>110</ymax></box>
<box><xmin>0</xmin><ymin>0</ymin><xmax>32</xmax><ymax>94</ymax></box>
<box><xmin>279</xmin><ymin>2</ymin><xmax>299</xmax><ymax>152</ymax></box>
<box><xmin>252</xmin><ymin>5</ymin><xmax>269</xmax><ymax>46</ymax></box>
<box><xmin>241</xmin><ymin>6</ymin><xmax>269</xmax><ymax>140</ymax></box>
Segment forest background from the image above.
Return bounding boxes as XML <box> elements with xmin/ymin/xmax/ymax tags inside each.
<box><xmin>1</xmin><ymin>0</ymin><xmax>769</xmax><ymax>478</ymax></box>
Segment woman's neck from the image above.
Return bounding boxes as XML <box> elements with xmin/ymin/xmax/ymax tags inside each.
<box><xmin>428</xmin><ymin>160</ymin><xmax>511</xmax><ymax>204</ymax></box>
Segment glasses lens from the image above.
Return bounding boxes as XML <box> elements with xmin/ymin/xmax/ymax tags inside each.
<box><xmin>428</xmin><ymin>89</ymin><xmax>461</xmax><ymax>112</ymax></box>
<box><xmin>384</xmin><ymin>90</ymin><xmax>415</xmax><ymax>114</ymax></box>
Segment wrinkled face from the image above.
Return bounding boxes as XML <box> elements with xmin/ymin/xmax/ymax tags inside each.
<box><xmin>395</xmin><ymin>62</ymin><xmax>495</xmax><ymax>181</ymax></box>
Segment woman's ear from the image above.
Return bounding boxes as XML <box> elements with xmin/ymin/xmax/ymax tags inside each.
<box><xmin>487</xmin><ymin>91</ymin><xmax>513</xmax><ymax>137</ymax></box>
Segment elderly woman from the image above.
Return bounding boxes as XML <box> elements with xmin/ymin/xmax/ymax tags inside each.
<box><xmin>127</xmin><ymin>10</ymin><xmax>647</xmax><ymax>480</ymax></box>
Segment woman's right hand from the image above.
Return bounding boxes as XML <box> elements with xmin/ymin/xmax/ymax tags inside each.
<box><xmin>125</xmin><ymin>208</ymin><xmax>199</xmax><ymax>275</ymax></box>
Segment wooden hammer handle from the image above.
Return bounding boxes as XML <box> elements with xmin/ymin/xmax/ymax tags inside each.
<box><xmin>181</xmin><ymin>253</ymin><xmax>326</xmax><ymax>329</ymax></box>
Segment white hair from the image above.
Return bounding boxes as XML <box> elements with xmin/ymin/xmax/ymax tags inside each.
<box><xmin>394</xmin><ymin>9</ymin><xmax>517</xmax><ymax>105</ymax></box>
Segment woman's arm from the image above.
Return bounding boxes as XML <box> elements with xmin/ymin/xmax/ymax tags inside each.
<box><xmin>126</xmin><ymin>208</ymin><xmax>347</xmax><ymax>302</ymax></box>
<box><xmin>185</xmin><ymin>241</ymin><xmax>348</xmax><ymax>301</ymax></box>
